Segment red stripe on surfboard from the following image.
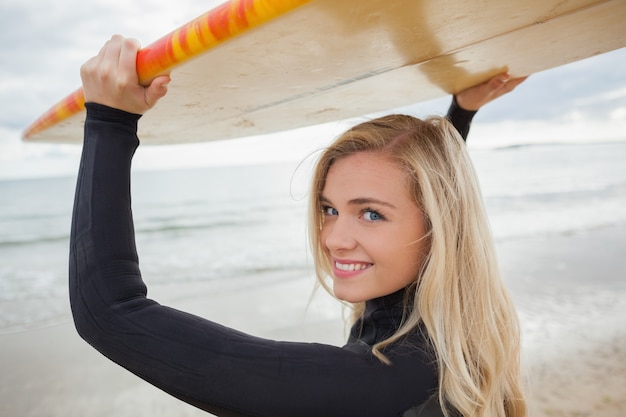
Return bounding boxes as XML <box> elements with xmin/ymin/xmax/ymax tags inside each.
<box><xmin>177</xmin><ymin>26</ymin><xmax>193</xmax><ymax>57</ymax></box>
<box><xmin>209</xmin><ymin>3</ymin><xmax>237</xmax><ymax>41</ymax></box>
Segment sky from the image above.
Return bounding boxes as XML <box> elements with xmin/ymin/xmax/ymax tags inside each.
<box><xmin>1</xmin><ymin>0</ymin><xmax>625</xmax><ymax>180</ymax></box>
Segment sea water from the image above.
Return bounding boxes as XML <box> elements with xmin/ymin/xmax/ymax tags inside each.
<box><xmin>1</xmin><ymin>141</ymin><xmax>625</xmax><ymax>333</ymax></box>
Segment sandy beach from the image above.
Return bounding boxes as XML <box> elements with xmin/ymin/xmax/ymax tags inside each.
<box><xmin>1</xmin><ymin>225</ymin><xmax>625</xmax><ymax>417</ymax></box>
<box><xmin>498</xmin><ymin>225</ymin><xmax>626</xmax><ymax>417</ymax></box>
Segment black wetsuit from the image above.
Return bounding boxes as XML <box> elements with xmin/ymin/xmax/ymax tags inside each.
<box><xmin>69</xmin><ymin>102</ymin><xmax>476</xmax><ymax>417</ymax></box>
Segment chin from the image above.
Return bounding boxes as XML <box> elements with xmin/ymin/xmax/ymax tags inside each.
<box><xmin>333</xmin><ymin>287</ymin><xmax>367</xmax><ymax>304</ymax></box>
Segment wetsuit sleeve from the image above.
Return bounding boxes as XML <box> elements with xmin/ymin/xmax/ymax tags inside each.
<box><xmin>446</xmin><ymin>96</ymin><xmax>477</xmax><ymax>142</ymax></box>
<box><xmin>69</xmin><ymin>104</ymin><xmax>437</xmax><ymax>417</ymax></box>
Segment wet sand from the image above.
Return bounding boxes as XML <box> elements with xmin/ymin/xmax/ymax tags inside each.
<box><xmin>1</xmin><ymin>225</ymin><xmax>625</xmax><ymax>416</ymax></box>
<box><xmin>498</xmin><ymin>225</ymin><xmax>626</xmax><ymax>417</ymax></box>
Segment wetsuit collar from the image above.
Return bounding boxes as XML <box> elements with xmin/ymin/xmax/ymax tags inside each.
<box><xmin>364</xmin><ymin>287</ymin><xmax>407</xmax><ymax>318</ymax></box>
<box><xmin>347</xmin><ymin>288</ymin><xmax>409</xmax><ymax>347</ymax></box>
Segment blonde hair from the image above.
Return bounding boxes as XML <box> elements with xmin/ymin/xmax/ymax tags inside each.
<box><xmin>308</xmin><ymin>114</ymin><xmax>526</xmax><ymax>417</ymax></box>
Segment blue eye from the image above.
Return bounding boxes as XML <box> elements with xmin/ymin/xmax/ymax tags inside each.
<box><xmin>363</xmin><ymin>209</ymin><xmax>383</xmax><ymax>221</ymax></box>
<box><xmin>323</xmin><ymin>206</ymin><xmax>338</xmax><ymax>216</ymax></box>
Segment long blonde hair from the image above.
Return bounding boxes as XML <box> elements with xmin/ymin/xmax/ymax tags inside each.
<box><xmin>308</xmin><ymin>114</ymin><xmax>526</xmax><ymax>417</ymax></box>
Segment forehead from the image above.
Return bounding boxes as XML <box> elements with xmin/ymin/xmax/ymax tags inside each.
<box><xmin>323</xmin><ymin>152</ymin><xmax>412</xmax><ymax>202</ymax></box>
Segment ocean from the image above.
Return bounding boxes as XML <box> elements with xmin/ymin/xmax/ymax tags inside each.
<box><xmin>1</xmin><ymin>140</ymin><xmax>625</xmax><ymax>334</ymax></box>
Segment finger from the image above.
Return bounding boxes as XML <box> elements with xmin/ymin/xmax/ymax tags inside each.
<box><xmin>101</xmin><ymin>35</ymin><xmax>124</xmax><ymax>72</ymax></box>
<box><xmin>80</xmin><ymin>37</ymin><xmax>113</xmax><ymax>81</ymax></box>
<box><xmin>94</xmin><ymin>37</ymin><xmax>114</xmax><ymax>66</ymax></box>
<box><xmin>508</xmin><ymin>76</ymin><xmax>529</xmax><ymax>89</ymax></box>
<box><xmin>80</xmin><ymin>38</ymin><xmax>118</xmax><ymax>103</ymax></box>
<box><xmin>117</xmin><ymin>37</ymin><xmax>141</xmax><ymax>87</ymax></box>
<box><xmin>500</xmin><ymin>76</ymin><xmax>529</xmax><ymax>94</ymax></box>
<box><xmin>485</xmin><ymin>73</ymin><xmax>510</xmax><ymax>94</ymax></box>
<box><xmin>485</xmin><ymin>72</ymin><xmax>509</xmax><ymax>87</ymax></box>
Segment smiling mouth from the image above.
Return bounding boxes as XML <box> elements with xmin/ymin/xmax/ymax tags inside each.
<box><xmin>335</xmin><ymin>261</ymin><xmax>372</xmax><ymax>271</ymax></box>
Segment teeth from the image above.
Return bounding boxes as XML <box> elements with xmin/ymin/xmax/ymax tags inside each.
<box><xmin>335</xmin><ymin>262</ymin><xmax>370</xmax><ymax>271</ymax></box>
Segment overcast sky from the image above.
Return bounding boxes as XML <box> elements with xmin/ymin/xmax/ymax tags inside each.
<box><xmin>1</xmin><ymin>0</ymin><xmax>625</xmax><ymax>180</ymax></box>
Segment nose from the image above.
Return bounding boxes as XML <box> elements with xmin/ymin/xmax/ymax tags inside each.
<box><xmin>323</xmin><ymin>215</ymin><xmax>357</xmax><ymax>253</ymax></box>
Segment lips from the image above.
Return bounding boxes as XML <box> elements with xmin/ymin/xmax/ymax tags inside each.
<box><xmin>333</xmin><ymin>259</ymin><xmax>372</xmax><ymax>278</ymax></box>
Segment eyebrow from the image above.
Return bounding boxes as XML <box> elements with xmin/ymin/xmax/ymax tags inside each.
<box><xmin>320</xmin><ymin>196</ymin><xmax>397</xmax><ymax>209</ymax></box>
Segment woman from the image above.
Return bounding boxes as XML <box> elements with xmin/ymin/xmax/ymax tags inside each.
<box><xmin>71</xmin><ymin>35</ymin><xmax>526</xmax><ymax>416</ymax></box>
<box><xmin>310</xmin><ymin>116</ymin><xmax>525</xmax><ymax>417</ymax></box>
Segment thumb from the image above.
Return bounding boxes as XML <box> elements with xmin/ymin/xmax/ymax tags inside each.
<box><xmin>144</xmin><ymin>75</ymin><xmax>171</xmax><ymax>108</ymax></box>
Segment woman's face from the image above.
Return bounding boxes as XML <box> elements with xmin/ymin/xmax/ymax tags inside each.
<box><xmin>320</xmin><ymin>151</ymin><xmax>428</xmax><ymax>303</ymax></box>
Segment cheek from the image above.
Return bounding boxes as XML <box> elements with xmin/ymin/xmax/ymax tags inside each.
<box><xmin>394</xmin><ymin>226</ymin><xmax>429</xmax><ymax>276</ymax></box>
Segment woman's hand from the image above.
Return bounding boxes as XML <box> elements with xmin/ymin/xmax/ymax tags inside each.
<box><xmin>455</xmin><ymin>72</ymin><xmax>528</xmax><ymax>111</ymax></box>
<box><xmin>80</xmin><ymin>35</ymin><xmax>170</xmax><ymax>114</ymax></box>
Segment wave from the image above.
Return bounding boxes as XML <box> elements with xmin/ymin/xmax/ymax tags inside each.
<box><xmin>490</xmin><ymin>139</ymin><xmax>626</xmax><ymax>152</ymax></box>
<box><xmin>0</xmin><ymin>219</ymin><xmax>261</xmax><ymax>247</ymax></box>
<box><xmin>0</xmin><ymin>234</ymin><xmax>70</xmax><ymax>247</ymax></box>
<box><xmin>135</xmin><ymin>218</ymin><xmax>260</xmax><ymax>235</ymax></box>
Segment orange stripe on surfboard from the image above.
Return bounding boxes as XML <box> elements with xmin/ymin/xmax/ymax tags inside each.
<box><xmin>22</xmin><ymin>0</ymin><xmax>311</xmax><ymax>140</ymax></box>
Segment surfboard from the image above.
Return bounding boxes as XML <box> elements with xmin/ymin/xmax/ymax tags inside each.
<box><xmin>22</xmin><ymin>0</ymin><xmax>626</xmax><ymax>144</ymax></box>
